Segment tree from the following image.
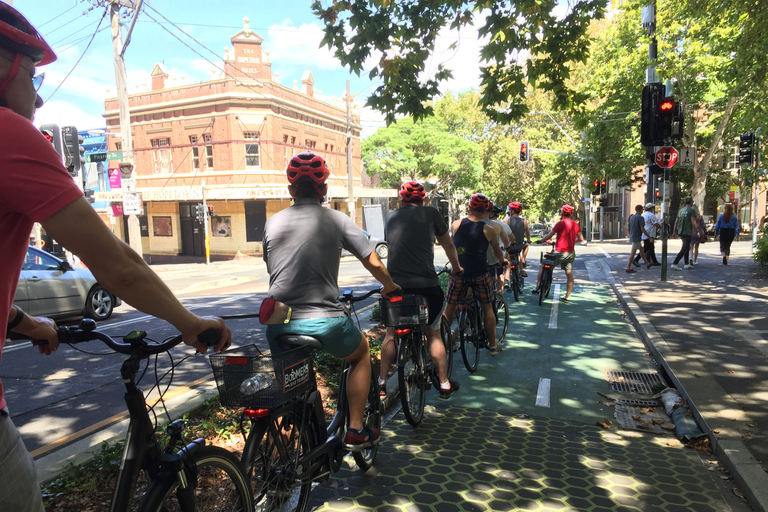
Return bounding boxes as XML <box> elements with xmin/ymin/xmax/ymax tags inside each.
<box><xmin>312</xmin><ymin>0</ymin><xmax>608</xmax><ymax>124</ymax></box>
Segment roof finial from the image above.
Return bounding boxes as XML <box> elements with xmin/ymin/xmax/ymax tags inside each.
<box><xmin>243</xmin><ymin>17</ymin><xmax>251</xmax><ymax>34</ymax></box>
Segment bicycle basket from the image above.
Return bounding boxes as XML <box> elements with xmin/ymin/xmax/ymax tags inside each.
<box><xmin>209</xmin><ymin>344</ymin><xmax>315</xmax><ymax>408</ymax></box>
<box><xmin>379</xmin><ymin>294</ymin><xmax>428</xmax><ymax>327</ymax></box>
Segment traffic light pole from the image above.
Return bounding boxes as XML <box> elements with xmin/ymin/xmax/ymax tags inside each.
<box><xmin>752</xmin><ymin>127</ymin><xmax>761</xmax><ymax>253</ymax></box>
<box><xmin>202</xmin><ymin>181</ymin><xmax>210</xmax><ymax>265</ymax></box>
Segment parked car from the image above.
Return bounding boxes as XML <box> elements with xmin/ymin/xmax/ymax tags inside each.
<box><xmin>341</xmin><ymin>231</ymin><xmax>388</xmax><ymax>259</ymax></box>
<box><xmin>13</xmin><ymin>246</ymin><xmax>121</xmax><ymax>322</ymax></box>
<box><xmin>530</xmin><ymin>223</ymin><xmax>550</xmax><ymax>239</ymax></box>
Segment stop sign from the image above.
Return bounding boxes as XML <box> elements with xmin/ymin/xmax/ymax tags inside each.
<box><xmin>655</xmin><ymin>146</ymin><xmax>679</xmax><ymax>168</ymax></box>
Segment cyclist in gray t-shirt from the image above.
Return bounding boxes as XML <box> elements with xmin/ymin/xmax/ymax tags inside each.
<box><xmin>262</xmin><ymin>152</ymin><xmax>400</xmax><ymax>450</ymax></box>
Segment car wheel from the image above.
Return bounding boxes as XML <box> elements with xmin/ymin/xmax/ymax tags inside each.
<box><xmin>86</xmin><ymin>285</ymin><xmax>114</xmax><ymax>321</ymax></box>
<box><xmin>375</xmin><ymin>244</ymin><xmax>388</xmax><ymax>259</ymax></box>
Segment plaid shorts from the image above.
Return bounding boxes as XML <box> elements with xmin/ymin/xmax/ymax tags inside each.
<box><xmin>446</xmin><ymin>273</ymin><xmax>494</xmax><ymax>305</ymax></box>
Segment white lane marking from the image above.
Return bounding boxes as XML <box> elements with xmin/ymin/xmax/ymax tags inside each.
<box><xmin>548</xmin><ymin>284</ymin><xmax>561</xmax><ymax>329</ymax></box>
<box><xmin>598</xmin><ymin>248</ymin><xmax>611</xmax><ymax>258</ymax></box>
<box><xmin>735</xmin><ymin>330</ymin><xmax>768</xmax><ymax>358</ymax></box>
<box><xmin>2</xmin><ymin>296</ymin><xmax>242</xmax><ymax>354</ymax></box>
<box><xmin>536</xmin><ymin>378</ymin><xmax>551</xmax><ymax>407</ymax></box>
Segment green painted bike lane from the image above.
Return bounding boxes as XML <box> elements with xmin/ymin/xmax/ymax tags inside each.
<box><xmin>308</xmin><ymin>284</ymin><xmax>745</xmax><ymax>512</ymax></box>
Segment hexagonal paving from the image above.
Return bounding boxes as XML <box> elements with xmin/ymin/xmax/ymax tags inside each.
<box><xmin>309</xmin><ymin>406</ymin><xmax>728</xmax><ymax>511</ymax></box>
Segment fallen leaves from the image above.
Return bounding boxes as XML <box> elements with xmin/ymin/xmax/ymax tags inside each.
<box><xmin>596</xmin><ymin>419</ymin><xmax>613</xmax><ymax>429</ymax></box>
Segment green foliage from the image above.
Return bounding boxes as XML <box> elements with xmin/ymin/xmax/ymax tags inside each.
<box><xmin>312</xmin><ymin>0</ymin><xmax>608</xmax><ymax>124</ymax></box>
<box><xmin>754</xmin><ymin>226</ymin><xmax>768</xmax><ymax>266</ymax></box>
<box><xmin>42</xmin><ymin>440</ymin><xmax>124</xmax><ymax>500</ymax></box>
<box><xmin>370</xmin><ymin>303</ymin><xmax>382</xmax><ymax>323</ymax></box>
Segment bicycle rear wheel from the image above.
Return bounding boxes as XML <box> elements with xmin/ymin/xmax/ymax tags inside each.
<box><xmin>440</xmin><ymin>316</ymin><xmax>454</xmax><ymax>380</ymax></box>
<box><xmin>398</xmin><ymin>334</ymin><xmax>427</xmax><ymax>426</ymax></box>
<box><xmin>353</xmin><ymin>368</ymin><xmax>382</xmax><ymax>470</ymax></box>
<box><xmin>493</xmin><ymin>292</ymin><xmax>508</xmax><ymax>346</ymax></box>
<box><xmin>460</xmin><ymin>307</ymin><xmax>480</xmax><ymax>373</ymax></box>
<box><xmin>510</xmin><ymin>265</ymin><xmax>520</xmax><ymax>302</ymax></box>
<box><xmin>247</xmin><ymin>409</ymin><xmax>313</xmax><ymax>512</ymax></box>
<box><xmin>516</xmin><ymin>266</ymin><xmax>525</xmax><ymax>295</ymax></box>
<box><xmin>140</xmin><ymin>445</ymin><xmax>253</xmax><ymax>512</ymax></box>
<box><xmin>539</xmin><ymin>270</ymin><xmax>551</xmax><ymax>306</ymax></box>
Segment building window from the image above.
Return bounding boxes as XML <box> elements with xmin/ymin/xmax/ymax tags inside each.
<box><xmin>204</xmin><ymin>133</ymin><xmax>214</xmax><ymax>170</ymax></box>
<box><xmin>305</xmin><ymin>139</ymin><xmax>316</xmax><ymax>149</ymax></box>
<box><xmin>290</xmin><ymin>136</ymin><xmax>296</xmax><ymax>145</ymax></box>
<box><xmin>244</xmin><ymin>131</ymin><xmax>260</xmax><ymax>168</ymax></box>
<box><xmin>115</xmin><ymin>142</ymin><xmax>122</xmax><ymax>151</ymax></box>
<box><xmin>151</xmin><ymin>137</ymin><xmax>172</xmax><ymax>174</ymax></box>
<box><xmin>189</xmin><ymin>135</ymin><xmax>200</xmax><ymax>171</ymax></box>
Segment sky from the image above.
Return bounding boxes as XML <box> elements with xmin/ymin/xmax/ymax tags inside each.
<box><xmin>11</xmin><ymin>0</ymin><xmax>494</xmax><ymax>138</ymax></box>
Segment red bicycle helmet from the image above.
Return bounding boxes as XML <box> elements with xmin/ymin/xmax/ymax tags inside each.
<box><xmin>399</xmin><ymin>181</ymin><xmax>425</xmax><ymax>202</ymax></box>
<box><xmin>508</xmin><ymin>201</ymin><xmax>523</xmax><ymax>213</ymax></box>
<box><xmin>468</xmin><ymin>193</ymin><xmax>491</xmax><ymax>212</ymax></box>
<box><xmin>560</xmin><ymin>204</ymin><xmax>574</xmax><ymax>216</ymax></box>
<box><xmin>287</xmin><ymin>152</ymin><xmax>330</xmax><ymax>185</ymax></box>
<box><xmin>0</xmin><ymin>3</ymin><xmax>56</xmax><ymax>65</ymax></box>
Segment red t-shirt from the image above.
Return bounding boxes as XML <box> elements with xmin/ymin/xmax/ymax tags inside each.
<box><xmin>553</xmin><ymin>217</ymin><xmax>581</xmax><ymax>253</ymax></box>
<box><xmin>0</xmin><ymin>107</ymin><xmax>83</xmax><ymax>409</ymax></box>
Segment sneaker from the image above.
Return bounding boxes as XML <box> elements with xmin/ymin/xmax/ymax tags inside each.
<box><xmin>504</xmin><ymin>280</ymin><xmax>510</xmax><ymax>289</ymax></box>
<box><xmin>521</xmin><ymin>270</ymin><xmax>528</xmax><ymax>277</ymax></box>
<box><xmin>723</xmin><ymin>256</ymin><xmax>727</xmax><ymax>265</ymax></box>
<box><xmin>632</xmin><ymin>260</ymin><xmax>641</xmax><ymax>268</ymax></box>
<box><xmin>438</xmin><ymin>380</ymin><xmax>460</xmax><ymax>400</ymax></box>
<box><xmin>531</xmin><ymin>288</ymin><xmax>539</xmax><ymax>295</ymax></box>
<box><xmin>652</xmin><ymin>262</ymin><xmax>662</xmax><ymax>266</ymax></box>
<box><xmin>489</xmin><ymin>344</ymin><xmax>502</xmax><ymax>357</ymax></box>
<box><xmin>684</xmin><ymin>264</ymin><xmax>694</xmax><ymax>269</ymax></box>
<box><xmin>672</xmin><ymin>265</ymin><xmax>682</xmax><ymax>271</ymax></box>
<box><xmin>344</xmin><ymin>424</ymin><xmax>380</xmax><ymax>451</ymax></box>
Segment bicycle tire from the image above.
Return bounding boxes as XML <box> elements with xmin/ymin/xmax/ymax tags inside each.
<box><xmin>517</xmin><ymin>270</ymin><xmax>525</xmax><ymax>295</ymax></box>
<box><xmin>440</xmin><ymin>316</ymin><xmax>454</xmax><ymax>380</ymax></box>
<box><xmin>538</xmin><ymin>272</ymin><xmax>547</xmax><ymax>306</ymax></box>
<box><xmin>460</xmin><ymin>307</ymin><xmax>480</xmax><ymax>373</ymax></box>
<box><xmin>139</xmin><ymin>445</ymin><xmax>253</xmax><ymax>512</ymax></box>
<box><xmin>398</xmin><ymin>334</ymin><xmax>426</xmax><ymax>426</ymax></box>
<box><xmin>247</xmin><ymin>409</ymin><xmax>313</xmax><ymax>512</ymax></box>
<box><xmin>352</xmin><ymin>368</ymin><xmax>382</xmax><ymax>470</ymax></box>
<box><xmin>493</xmin><ymin>292</ymin><xmax>509</xmax><ymax>346</ymax></box>
<box><xmin>511</xmin><ymin>266</ymin><xmax>520</xmax><ymax>302</ymax></box>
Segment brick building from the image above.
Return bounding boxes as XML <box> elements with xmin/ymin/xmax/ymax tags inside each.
<box><xmin>99</xmin><ymin>19</ymin><xmax>393</xmax><ymax>261</ymax></box>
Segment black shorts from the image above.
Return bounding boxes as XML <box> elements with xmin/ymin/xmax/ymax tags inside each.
<box><xmin>401</xmin><ymin>286</ymin><xmax>445</xmax><ymax>330</ymax></box>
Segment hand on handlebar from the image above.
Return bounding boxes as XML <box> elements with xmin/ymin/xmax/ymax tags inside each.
<box><xmin>380</xmin><ymin>284</ymin><xmax>402</xmax><ymax>299</ymax></box>
<box><xmin>450</xmin><ymin>264</ymin><xmax>464</xmax><ymax>276</ymax></box>
<box><xmin>20</xmin><ymin>315</ymin><xmax>59</xmax><ymax>355</ymax></box>
<box><xmin>182</xmin><ymin>316</ymin><xmax>232</xmax><ymax>354</ymax></box>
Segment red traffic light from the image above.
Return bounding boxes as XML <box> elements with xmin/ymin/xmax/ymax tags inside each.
<box><xmin>660</xmin><ymin>99</ymin><xmax>674</xmax><ymax>111</ymax></box>
<box><xmin>42</xmin><ymin>131</ymin><xmax>54</xmax><ymax>143</ymax></box>
<box><xmin>521</xmin><ymin>143</ymin><xmax>527</xmax><ymax>153</ymax></box>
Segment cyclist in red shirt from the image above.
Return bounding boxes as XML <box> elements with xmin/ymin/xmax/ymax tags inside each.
<box><xmin>532</xmin><ymin>205</ymin><xmax>585</xmax><ymax>303</ymax></box>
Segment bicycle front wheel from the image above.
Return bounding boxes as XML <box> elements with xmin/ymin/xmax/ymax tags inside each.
<box><xmin>353</xmin><ymin>367</ymin><xmax>382</xmax><ymax>470</ymax></box>
<box><xmin>440</xmin><ymin>316</ymin><xmax>454</xmax><ymax>380</ymax></box>
<box><xmin>460</xmin><ymin>307</ymin><xmax>480</xmax><ymax>373</ymax></box>
<box><xmin>493</xmin><ymin>292</ymin><xmax>509</xmax><ymax>346</ymax></box>
<box><xmin>398</xmin><ymin>334</ymin><xmax>427</xmax><ymax>426</ymax></box>
<box><xmin>140</xmin><ymin>445</ymin><xmax>253</xmax><ymax>512</ymax></box>
<box><xmin>247</xmin><ymin>409</ymin><xmax>313</xmax><ymax>512</ymax></box>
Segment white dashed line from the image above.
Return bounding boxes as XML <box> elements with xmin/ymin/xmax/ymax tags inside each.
<box><xmin>548</xmin><ymin>284</ymin><xmax>561</xmax><ymax>329</ymax></box>
<box><xmin>536</xmin><ymin>378</ymin><xmax>551</xmax><ymax>407</ymax></box>
<box><xmin>598</xmin><ymin>248</ymin><xmax>612</xmax><ymax>258</ymax></box>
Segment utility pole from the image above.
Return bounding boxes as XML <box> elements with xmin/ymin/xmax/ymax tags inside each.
<box><xmin>752</xmin><ymin>127</ymin><xmax>761</xmax><ymax>252</ymax></box>
<box><xmin>346</xmin><ymin>80</ymin><xmax>355</xmax><ymax>223</ymax></box>
<box><xmin>109</xmin><ymin>0</ymin><xmax>143</xmax><ymax>257</ymax></box>
<box><xmin>202</xmin><ymin>180</ymin><xmax>210</xmax><ymax>265</ymax></box>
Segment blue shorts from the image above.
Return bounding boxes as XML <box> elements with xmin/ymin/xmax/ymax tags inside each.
<box><xmin>266</xmin><ymin>315</ymin><xmax>362</xmax><ymax>359</ymax></box>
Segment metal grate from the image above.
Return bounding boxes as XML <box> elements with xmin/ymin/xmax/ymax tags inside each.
<box><xmin>614</xmin><ymin>398</ymin><xmax>661</xmax><ymax>407</ymax></box>
<box><xmin>605</xmin><ymin>371</ymin><xmax>664</xmax><ymax>394</ymax></box>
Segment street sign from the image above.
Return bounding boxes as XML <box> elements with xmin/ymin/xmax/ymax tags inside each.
<box><xmin>603</xmin><ymin>206</ymin><xmax>620</xmax><ymax>213</ymax></box>
<box><xmin>122</xmin><ymin>193</ymin><xmax>142</xmax><ymax>215</ymax></box>
<box><xmin>655</xmin><ymin>146</ymin><xmax>679</xmax><ymax>168</ymax></box>
<box><xmin>679</xmin><ymin>146</ymin><xmax>696</xmax><ymax>168</ymax></box>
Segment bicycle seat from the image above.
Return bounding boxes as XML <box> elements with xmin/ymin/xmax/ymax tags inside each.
<box><xmin>507</xmin><ymin>246</ymin><xmax>524</xmax><ymax>255</ymax></box>
<box><xmin>275</xmin><ymin>334</ymin><xmax>323</xmax><ymax>351</ymax></box>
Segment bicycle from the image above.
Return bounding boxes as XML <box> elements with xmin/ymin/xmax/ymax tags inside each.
<box><xmin>211</xmin><ymin>289</ymin><xmax>384</xmax><ymax>512</ymax></box>
<box><xmin>378</xmin><ymin>280</ymin><xmax>454</xmax><ymax>427</ymax></box>
<box><xmin>490</xmin><ymin>273</ymin><xmax>509</xmax><ymax>347</ymax></box>
<box><xmin>506</xmin><ymin>245</ymin><xmax>527</xmax><ymax>302</ymax></box>
<box><xmin>536</xmin><ymin>242</ymin><xmax>557</xmax><ymax>306</ymax></box>
<box><xmin>34</xmin><ymin>319</ymin><xmax>253</xmax><ymax>512</ymax></box>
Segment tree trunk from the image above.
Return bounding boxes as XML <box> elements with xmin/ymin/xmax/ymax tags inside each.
<box><xmin>690</xmin><ymin>97</ymin><xmax>738</xmax><ymax>207</ymax></box>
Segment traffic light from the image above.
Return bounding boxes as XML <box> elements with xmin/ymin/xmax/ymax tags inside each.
<box><xmin>641</xmin><ymin>85</ymin><xmax>684</xmax><ymax>146</ymax></box>
<box><xmin>61</xmin><ymin>126</ymin><xmax>84</xmax><ymax>178</ymax></box>
<box><xmin>519</xmin><ymin>141</ymin><xmax>529</xmax><ymax>162</ymax></box>
<box><xmin>207</xmin><ymin>205</ymin><xmax>214</xmax><ymax>217</ymax></box>
<box><xmin>195</xmin><ymin>204</ymin><xmax>206</xmax><ymax>223</ymax></box>
<box><xmin>641</xmin><ymin>83</ymin><xmax>663</xmax><ymax>146</ymax></box>
<box><xmin>739</xmin><ymin>132</ymin><xmax>755</xmax><ymax>166</ymax></box>
<box><xmin>40</xmin><ymin>124</ymin><xmax>63</xmax><ymax>160</ymax></box>
<box><xmin>592</xmin><ymin>179</ymin><xmax>606</xmax><ymax>196</ymax></box>
<box><xmin>656</xmin><ymin>97</ymin><xmax>675</xmax><ymax>141</ymax></box>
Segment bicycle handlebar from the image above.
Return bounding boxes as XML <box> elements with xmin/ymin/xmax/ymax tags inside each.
<box><xmin>340</xmin><ymin>287</ymin><xmax>395</xmax><ymax>303</ymax></box>
<box><xmin>31</xmin><ymin>319</ymin><xmax>221</xmax><ymax>355</ymax></box>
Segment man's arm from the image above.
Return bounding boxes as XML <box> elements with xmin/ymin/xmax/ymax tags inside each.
<box><xmin>40</xmin><ymin>198</ymin><xmax>230</xmax><ymax>353</ymax></box>
<box><xmin>524</xmin><ymin>219</ymin><xmax>531</xmax><ymax>243</ymax></box>
<box><xmin>539</xmin><ymin>228</ymin><xmax>557</xmax><ymax>244</ymax></box>
<box><xmin>576</xmin><ymin>229</ymin><xmax>585</xmax><ymax>244</ymax></box>
<box><xmin>7</xmin><ymin>305</ymin><xmax>58</xmax><ymax>354</ymax></box>
<box><xmin>359</xmin><ymin>251</ymin><xmax>400</xmax><ymax>296</ymax></box>
<box><xmin>495</xmin><ymin>223</ymin><xmax>511</xmax><ymax>249</ymax></box>
<box><xmin>484</xmin><ymin>225</ymin><xmax>506</xmax><ymax>264</ymax></box>
<box><xmin>436</xmin><ymin>231</ymin><xmax>463</xmax><ymax>275</ymax></box>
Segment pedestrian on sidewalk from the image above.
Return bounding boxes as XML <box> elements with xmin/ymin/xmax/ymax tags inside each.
<box><xmin>714</xmin><ymin>203</ymin><xmax>739</xmax><ymax>265</ymax></box>
<box><xmin>0</xmin><ymin>6</ymin><xmax>234</xmax><ymax>511</ymax></box>
<box><xmin>633</xmin><ymin>203</ymin><xmax>661</xmax><ymax>266</ymax></box>
<box><xmin>626</xmin><ymin>205</ymin><xmax>652</xmax><ymax>273</ymax></box>
<box><xmin>690</xmin><ymin>214</ymin><xmax>708</xmax><ymax>265</ymax></box>
<box><xmin>671</xmin><ymin>196</ymin><xmax>701</xmax><ymax>270</ymax></box>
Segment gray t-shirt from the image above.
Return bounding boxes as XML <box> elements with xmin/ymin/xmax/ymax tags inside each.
<box><xmin>385</xmin><ymin>204</ymin><xmax>448</xmax><ymax>288</ymax></box>
<box><xmin>263</xmin><ymin>198</ymin><xmax>372</xmax><ymax>318</ymax></box>
<box><xmin>507</xmin><ymin>216</ymin><xmax>526</xmax><ymax>248</ymax></box>
<box><xmin>629</xmin><ymin>213</ymin><xmax>644</xmax><ymax>243</ymax></box>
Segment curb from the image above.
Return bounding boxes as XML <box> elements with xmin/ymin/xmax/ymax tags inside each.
<box><xmin>176</xmin><ymin>276</ymin><xmax>258</xmax><ymax>295</ymax></box>
<box><xmin>612</xmin><ymin>280</ymin><xmax>768</xmax><ymax>512</ymax></box>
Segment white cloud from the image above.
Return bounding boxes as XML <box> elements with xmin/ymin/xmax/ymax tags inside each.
<box><xmin>34</xmin><ymin>100</ymin><xmax>106</xmax><ymax>131</ymax></box>
<box><xmin>264</xmin><ymin>20</ymin><xmax>339</xmax><ymax>72</ymax></box>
